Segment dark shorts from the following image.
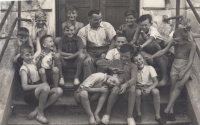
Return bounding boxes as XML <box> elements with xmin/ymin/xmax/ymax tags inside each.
<box><xmin>87</xmin><ymin>46</ymin><xmax>109</xmax><ymax>60</ymax></box>
<box><xmin>45</xmin><ymin>69</ymin><xmax>53</xmax><ymax>85</ymax></box>
<box><xmin>61</xmin><ymin>58</ymin><xmax>77</xmax><ymax>70</ymax></box>
<box><xmin>24</xmin><ymin>89</ymin><xmax>38</xmax><ymax>106</ymax></box>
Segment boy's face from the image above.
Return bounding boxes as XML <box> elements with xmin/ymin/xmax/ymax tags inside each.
<box><xmin>17</xmin><ymin>35</ymin><xmax>29</xmax><ymax>43</ymax></box>
<box><xmin>106</xmin><ymin>76</ymin><xmax>120</xmax><ymax>87</ymax></box>
<box><xmin>120</xmin><ymin>51</ymin><xmax>132</xmax><ymax>63</ymax></box>
<box><xmin>43</xmin><ymin>37</ymin><xmax>54</xmax><ymax>51</ymax></box>
<box><xmin>36</xmin><ymin>19</ymin><xmax>46</xmax><ymax>28</ymax></box>
<box><xmin>21</xmin><ymin>50</ymin><xmax>34</xmax><ymax>64</ymax></box>
<box><xmin>125</xmin><ymin>15</ymin><xmax>135</xmax><ymax>26</ymax></box>
<box><xmin>140</xmin><ymin>19</ymin><xmax>151</xmax><ymax>32</ymax></box>
<box><xmin>115</xmin><ymin>37</ymin><xmax>127</xmax><ymax>50</ymax></box>
<box><xmin>133</xmin><ymin>54</ymin><xmax>145</xmax><ymax>69</ymax></box>
<box><xmin>173</xmin><ymin>36</ymin><xmax>186</xmax><ymax>45</ymax></box>
<box><xmin>67</xmin><ymin>10</ymin><xmax>78</xmax><ymax>21</ymax></box>
<box><xmin>64</xmin><ymin>25</ymin><xmax>75</xmax><ymax>37</ymax></box>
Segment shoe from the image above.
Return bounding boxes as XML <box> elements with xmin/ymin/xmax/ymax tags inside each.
<box><xmin>155</xmin><ymin>118</ymin><xmax>166</xmax><ymax>125</ymax></box>
<box><xmin>27</xmin><ymin>109</ymin><xmax>38</xmax><ymax>120</ymax></box>
<box><xmin>168</xmin><ymin>113</ymin><xmax>176</xmax><ymax>121</ymax></box>
<box><xmin>74</xmin><ymin>78</ymin><xmax>80</xmax><ymax>85</ymax></box>
<box><xmin>59</xmin><ymin>78</ymin><xmax>65</xmax><ymax>86</ymax></box>
<box><xmin>35</xmin><ymin>115</ymin><xmax>49</xmax><ymax>124</ymax></box>
<box><xmin>127</xmin><ymin>117</ymin><xmax>136</xmax><ymax>125</ymax></box>
<box><xmin>161</xmin><ymin>111</ymin><xmax>169</xmax><ymax>121</ymax></box>
<box><xmin>135</xmin><ymin>115</ymin><xmax>141</xmax><ymax>123</ymax></box>
<box><xmin>101</xmin><ymin>115</ymin><xmax>110</xmax><ymax>124</ymax></box>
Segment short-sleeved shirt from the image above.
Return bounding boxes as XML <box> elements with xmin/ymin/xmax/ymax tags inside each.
<box><xmin>118</xmin><ymin>23</ymin><xmax>139</xmax><ymax>42</ymax></box>
<box><xmin>137</xmin><ymin>65</ymin><xmax>157</xmax><ymax>85</ymax></box>
<box><xmin>96</xmin><ymin>59</ymin><xmax>138</xmax><ymax>86</ymax></box>
<box><xmin>20</xmin><ymin>61</ymin><xmax>40</xmax><ymax>84</ymax></box>
<box><xmin>77</xmin><ymin>21</ymin><xmax>116</xmax><ymax>47</ymax></box>
<box><xmin>40</xmin><ymin>51</ymin><xmax>54</xmax><ymax>69</ymax></box>
<box><xmin>58</xmin><ymin>35</ymin><xmax>83</xmax><ymax>54</ymax></box>
<box><xmin>106</xmin><ymin>48</ymin><xmax>120</xmax><ymax>60</ymax></box>
<box><xmin>62</xmin><ymin>21</ymin><xmax>84</xmax><ymax>35</ymax></box>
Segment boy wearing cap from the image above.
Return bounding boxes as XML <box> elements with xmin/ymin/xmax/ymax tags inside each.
<box><xmin>118</xmin><ymin>10</ymin><xmax>140</xmax><ymax>44</ymax></box>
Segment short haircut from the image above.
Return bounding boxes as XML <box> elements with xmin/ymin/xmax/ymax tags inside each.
<box><xmin>125</xmin><ymin>9</ymin><xmax>137</xmax><ymax>17</ymax></box>
<box><xmin>173</xmin><ymin>28</ymin><xmax>189</xmax><ymax>40</ymax></box>
<box><xmin>66</xmin><ymin>6</ymin><xmax>78</xmax><ymax>12</ymax></box>
<box><xmin>113</xmin><ymin>32</ymin><xmax>127</xmax><ymax>41</ymax></box>
<box><xmin>88</xmin><ymin>9</ymin><xmax>100</xmax><ymax>17</ymax></box>
<box><xmin>40</xmin><ymin>35</ymin><xmax>52</xmax><ymax>48</ymax></box>
<box><xmin>120</xmin><ymin>44</ymin><xmax>134</xmax><ymax>54</ymax></box>
<box><xmin>17</xmin><ymin>27</ymin><xmax>29</xmax><ymax>36</ymax></box>
<box><xmin>20</xmin><ymin>44</ymin><xmax>33</xmax><ymax>54</ymax></box>
<box><xmin>64</xmin><ymin>22</ymin><xmax>75</xmax><ymax>31</ymax></box>
<box><xmin>139</xmin><ymin>14</ymin><xmax>152</xmax><ymax>23</ymax></box>
<box><xmin>132</xmin><ymin>52</ymin><xmax>143</xmax><ymax>59</ymax></box>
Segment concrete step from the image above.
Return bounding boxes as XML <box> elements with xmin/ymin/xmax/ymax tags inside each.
<box><xmin>7</xmin><ymin>107</ymin><xmax>191</xmax><ymax>125</ymax></box>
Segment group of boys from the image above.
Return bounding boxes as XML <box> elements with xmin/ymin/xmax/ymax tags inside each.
<box><xmin>13</xmin><ymin>6</ymin><xmax>196</xmax><ymax>125</ymax></box>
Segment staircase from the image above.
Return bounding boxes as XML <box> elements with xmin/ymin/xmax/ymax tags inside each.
<box><xmin>7</xmin><ymin>70</ymin><xmax>191</xmax><ymax>125</ymax></box>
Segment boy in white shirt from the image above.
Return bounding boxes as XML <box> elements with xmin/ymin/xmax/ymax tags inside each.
<box><xmin>133</xmin><ymin>52</ymin><xmax>166</xmax><ymax>125</ymax></box>
<box><xmin>106</xmin><ymin>33</ymin><xmax>127</xmax><ymax>60</ymax></box>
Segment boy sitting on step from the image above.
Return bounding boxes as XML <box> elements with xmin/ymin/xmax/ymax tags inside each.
<box><xmin>133</xmin><ymin>52</ymin><xmax>166</xmax><ymax>125</ymax></box>
<box><xmin>105</xmin><ymin>33</ymin><xmax>127</xmax><ymax>60</ymax></box>
<box><xmin>38</xmin><ymin>35</ymin><xmax>64</xmax><ymax>86</ymax></box>
<box><xmin>19</xmin><ymin>44</ymin><xmax>63</xmax><ymax>124</ymax></box>
<box><xmin>146</xmin><ymin>28</ymin><xmax>196</xmax><ymax>121</ymax></box>
<box><xmin>74</xmin><ymin>72</ymin><xmax>124</xmax><ymax>125</ymax></box>
<box><xmin>58</xmin><ymin>22</ymin><xmax>86</xmax><ymax>85</ymax></box>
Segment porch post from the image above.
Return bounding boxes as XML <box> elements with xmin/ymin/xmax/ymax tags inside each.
<box><xmin>175</xmin><ymin>0</ymin><xmax>180</xmax><ymax>29</ymax></box>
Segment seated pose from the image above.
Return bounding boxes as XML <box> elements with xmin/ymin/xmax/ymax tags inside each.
<box><xmin>117</xmin><ymin>9</ymin><xmax>140</xmax><ymax>44</ymax></box>
<box><xmin>74</xmin><ymin>72</ymin><xmax>124</xmax><ymax>125</ymax></box>
<box><xmin>105</xmin><ymin>33</ymin><xmax>127</xmax><ymax>60</ymax></box>
<box><xmin>133</xmin><ymin>53</ymin><xmax>166</xmax><ymax>125</ymax></box>
<box><xmin>146</xmin><ymin>28</ymin><xmax>196</xmax><ymax>121</ymax></box>
<box><xmin>96</xmin><ymin>44</ymin><xmax>137</xmax><ymax>125</ymax></box>
<box><xmin>19</xmin><ymin>44</ymin><xmax>63</xmax><ymax>124</ymax></box>
<box><xmin>136</xmin><ymin>14</ymin><xmax>168</xmax><ymax>87</ymax></box>
<box><xmin>58</xmin><ymin>22</ymin><xmax>86</xmax><ymax>85</ymax></box>
<box><xmin>38</xmin><ymin>35</ymin><xmax>64</xmax><ymax>86</ymax></box>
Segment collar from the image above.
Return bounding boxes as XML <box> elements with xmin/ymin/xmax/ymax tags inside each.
<box><xmin>23</xmin><ymin>60</ymin><xmax>34</xmax><ymax>65</ymax></box>
<box><xmin>138</xmin><ymin>65</ymin><xmax>147</xmax><ymax>73</ymax></box>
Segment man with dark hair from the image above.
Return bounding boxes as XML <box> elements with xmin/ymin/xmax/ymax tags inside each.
<box><xmin>77</xmin><ymin>9</ymin><xmax>116</xmax><ymax>80</ymax></box>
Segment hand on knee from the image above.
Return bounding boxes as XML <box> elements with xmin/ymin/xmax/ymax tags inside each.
<box><xmin>111</xmin><ymin>86</ymin><xmax>120</xmax><ymax>95</ymax></box>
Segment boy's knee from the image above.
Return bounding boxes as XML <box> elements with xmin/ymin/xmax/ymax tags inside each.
<box><xmin>111</xmin><ymin>86</ymin><xmax>120</xmax><ymax>95</ymax></box>
<box><xmin>128</xmin><ymin>86</ymin><xmax>136</xmax><ymax>94</ymax></box>
<box><xmin>136</xmin><ymin>89</ymin><xmax>142</xmax><ymax>96</ymax></box>
<box><xmin>53</xmin><ymin>53</ymin><xmax>61</xmax><ymax>60</ymax></box>
<box><xmin>39</xmin><ymin>68</ymin><xmax>45</xmax><ymax>75</ymax></box>
<box><xmin>55</xmin><ymin>37</ymin><xmax>61</xmax><ymax>44</ymax></box>
<box><xmin>56</xmin><ymin>87</ymin><xmax>63</xmax><ymax>95</ymax></box>
<box><xmin>78</xmin><ymin>53</ymin><xmax>86</xmax><ymax>60</ymax></box>
<box><xmin>151</xmin><ymin>88</ymin><xmax>159</xmax><ymax>96</ymax></box>
<box><xmin>80</xmin><ymin>90</ymin><xmax>89</xmax><ymax>99</ymax></box>
<box><xmin>52</xmin><ymin>67</ymin><xmax>59</xmax><ymax>74</ymax></box>
<box><xmin>42</xmin><ymin>85</ymin><xmax>50</xmax><ymax>93</ymax></box>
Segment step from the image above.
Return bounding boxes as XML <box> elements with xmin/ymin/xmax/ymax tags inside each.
<box><xmin>8</xmin><ymin>107</ymin><xmax>191</xmax><ymax>125</ymax></box>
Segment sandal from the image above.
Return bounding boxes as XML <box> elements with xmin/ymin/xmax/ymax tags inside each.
<box><xmin>59</xmin><ymin>78</ymin><xmax>65</xmax><ymax>86</ymax></box>
<box><xmin>36</xmin><ymin>115</ymin><xmax>49</xmax><ymax>124</ymax></box>
<box><xmin>155</xmin><ymin>118</ymin><xmax>166</xmax><ymax>125</ymax></box>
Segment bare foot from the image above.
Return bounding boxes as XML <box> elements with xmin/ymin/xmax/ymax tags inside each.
<box><xmin>158</xmin><ymin>78</ymin><xmax>168</xmax><ymax>87</ymax></box>
<box><xmin>89</xmin><ymin>116</ymin><xmax>96</xmax><ymax>125</ymax></box>
<box><xmin>28</xmin><ymin>107</ymin><xmax>38</xmax><ymax>120</ymax></box>
<box><xmin>94</xmin><ymin>113</ymin><xmax>101</xmax><ymax>124</ymax></box>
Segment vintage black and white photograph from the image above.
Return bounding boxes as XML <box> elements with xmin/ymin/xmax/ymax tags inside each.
<box><xmin>0</xmin><ymin>0</ymin><xmax>200</xmax><ymax>125</ymax></box>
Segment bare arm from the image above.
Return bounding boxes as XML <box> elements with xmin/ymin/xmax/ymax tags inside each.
<box><xmin>33</xmin><ymin>37</ymin><xmax>41</xmax><ymax>60</ymax></box>
<box><xmin>126</xmin><ymin>64</ymin><xmax>138</xmax><ymax>87</ymax></box>
<box><xmin>141</xmin><ymin>36</ymin><xmax>155</xmax><ymax>48</ymax></box>
<box><xmin>147</xmin><ymin>77</ymin><xmax>158</xmax><ymax>90</ymax></box>
<box><xmin>130</xmin><ymin>27</ymin><xmax>141</xmax><ymax>44</ymax></box>
<box><xmin>82</xmin><ymin>87</ymin><xmax>101</xmax><ymax>93</ymax></box>
<box><xmin>63</xmin><ymin>49</ymin><xmax>83</xmax><ymax>59</ymax></box>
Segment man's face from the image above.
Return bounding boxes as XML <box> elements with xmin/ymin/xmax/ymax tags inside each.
<box><xmin>140</xmin><ymin>19</ymin><xmax>151</xmax><ymax>32</ymax></box>
<box><xmin>17</xmin><ymin>35</ymin><xmax>29</xmax><ymax>44</ymax></box>
<box><xmin>43</xmin><ymin>37</ymin><xmax>54</xmax><ymax>51</ymax></box>
<box><xmin>115</xmin><ymin>37</ymin><xmax>127</xmax><ymax>50</ymax></box>
<box><xmin>133</xmin><ymin>54</ymin><xmax>144</xmax><ymax>69</ymax></box>
<box><xmin>125</xmin><ymin>15</ymin><xmax>136</xmax><ymax>26</ymax></box>
<box><xmin>67</xmin><ymin>10</ymin><xmax>78</xmax><ymax>21</ymax></box>
<box><xmin>120</xmin><ymin>51</ymin><xmax>132</xmax><ymax>63</ymax></box>
<box><xmin>21</xmin><ymin>50</ymin><xmax>34</xmax><ymax>64</ymax></box>
<box><xmin>89</xmin><ymin>13</ymin><xmax>102</xmax><ymax>28</ymax></box>
<box><xmin>64</xmin><ymin>25</ymin><xmax>75</xmax><ymax>37</ymax></box>
<box><xmin>106</xmin><ymin>76</ymin><xmax>120</xmax><ymax>87</ymax></box>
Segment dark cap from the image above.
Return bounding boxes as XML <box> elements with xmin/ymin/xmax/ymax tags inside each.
<box><xmin>125</xmin><ymin>10</ymin><xmax>137</xmax><ymax>17</ymax></box>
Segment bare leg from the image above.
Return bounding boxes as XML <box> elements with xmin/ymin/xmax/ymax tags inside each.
<box><xmin>53</xmin><ymin>53</ymin><xmax>63</xmax><ymax>78</ymax></box>
<box><xmin>104</xmin><ymin>86</ymin><xmax>120</xmax><ymax>116</ymax></box>
<box><xmin>38</xmin><ymin>68</ymin><xmax>47</xmax><ymax>83</ymax></box>
<box><xmin>165</xmin><ymin>75</ymin><xmax>190</xmax><ymax>113</ymax></box>
<box><xmin>75</xmin><ymin>53</ymin><xmax>86</xmax><ymax>78</ymax></box>
<box><xmin>169</xmin><ymin>75</ymin><xmax>177</xmax><ymax>113</ymax></box>
<box><xmin>52</xmin><ymin>67</ymin><xmax>59</xmax><ymax>87</ymax></box>
<box><xmin>151</xmin><ymin>88</ymin><xmax>161</xmax><ymax>119</ymax></box>
<box><xmin>127</xmin><ymin>86</ymin><xmax>136</xmax><ymax>118</ymax></box>
<box><xmin>94</xmin><ymin>88</ymin><xmax>109</xmax><ymax>124</ymax></box>
<box><xmin>136</xmin><ymin>89</ymin><xmax>142</xmax><ymax>116</ymax></box>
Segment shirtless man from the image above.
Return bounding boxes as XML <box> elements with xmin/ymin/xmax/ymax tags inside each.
<box><xmin>146</xmin><ymin>28</ymin><xmax>196</xmax><ymax>121</ymax></box>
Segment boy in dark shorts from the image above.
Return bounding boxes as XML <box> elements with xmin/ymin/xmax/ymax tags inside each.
<box><xmin>20</xmin><ymin>44</ymin><xmax>63</xmax><ymax>124</ymax></box>
<box><xmin>118</xmin><ymin>10</ymin><xmax>140</xmax><ymax>44</ymax></box>
<box><xmin>38</xmin><ymin>35</ymin><xmax>64</xmax><ymax>86</ymax></box>
<box><xmin>58</xmin><ymin>22</ymin><xmax>86</xmax><ymax>85</ymax></box>
<box><xmin>133</xmin><ymin>53</ymin><xmax>166</xmax><ymax>125</ymax></box>
<box><xmin>146</xmin><ymin>28</ymin><xmax>196</xmax><ymax>121</ymax></box>
<box><xmin>74</xmin><ymin>72</ymin><xmax>124</xmax><ymax>125</ymax></box>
